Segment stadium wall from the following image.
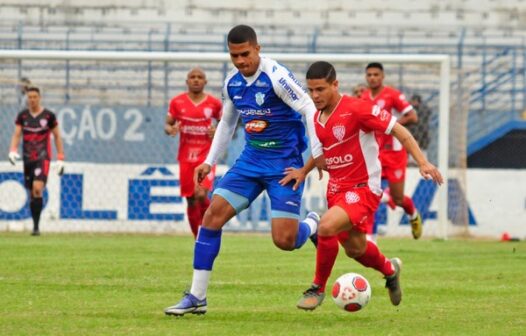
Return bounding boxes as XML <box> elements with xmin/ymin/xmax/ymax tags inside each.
<box><xmin>0</xmin><ymin>163</ymin><xmax>524</xmax><ymax>239</ymax></box>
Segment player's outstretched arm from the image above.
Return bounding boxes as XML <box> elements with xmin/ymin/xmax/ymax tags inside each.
<box><xmin>391</xmin><ymin>123</ymin><xmax>443</xmax><ymax>185</ymax></box>
<box><xmin>279</xmin><ymin>156</ymin><xmax>323</xmax><ymax>191</ymax></box>
<box><xmin>8</xmin><ymin>125</ymin><xmax>22</xmax><ymax>165</ymax></box>
<box><xmin>51</xmin><ymin>125</ymin><xmax>65</xmax><ymax>175</ymax></box>
<box><xmin>203</xmin><ymin>99</ymin><xmax>238</xmax><ymax>167</ymax></box>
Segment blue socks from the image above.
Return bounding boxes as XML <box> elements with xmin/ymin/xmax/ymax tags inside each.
<box><xmin>294</xmin><ymin>221</ymin><xmax>311</xmax><ymax>249</ymax></box>
<box><xmin>193</xmin><ymin>227</ymin><xmax>222</xmax><ymax>270</ymax></box>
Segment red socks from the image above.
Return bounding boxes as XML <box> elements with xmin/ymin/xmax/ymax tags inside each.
<box><xmin>187</xmin><ymin>198</ymin><xmax>212</xmax><ymax>239</ymax></box>
<box><xmin>354</xmin><ymin>241</ymin><xmax>394</xmax><ymax>277</ymax></box>
<box><xmin>186</xmin><ymin>204</ymin><xmax>201</xmax><ymax>238</ymax></box>
<box><xmin>199</xmin><ymin>197</ymin><xmax>210</xmax><ymax>218</ymax></box>
<box><xmin>387</xmin><ymin>193</ymin><xmax>416</xmax><ymax>216</ymax></box>
<box><xmin>313</xmin><ymin>235</ymin><xmax>340</xmax><ymax>292</ymax></box>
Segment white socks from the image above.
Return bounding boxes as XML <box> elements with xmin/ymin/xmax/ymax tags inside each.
<box><xmin>302</xmin><ymin>216</ymin><xmax>318</xmax><ymax>237</ymax></box>
<box><xmin>190</xmin><ymin>269</ymin><xmax>211</xmax><ymax>300</ymax></box>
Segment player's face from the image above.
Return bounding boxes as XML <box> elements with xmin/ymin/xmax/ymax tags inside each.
<box><xmin>353</xmin><ymin>85</ymin><xmax>366</xmax><ymax>98</ymax></box>
<box><xmin>26</xmin><ymin>91</ymin><xmax>41</xmax><ymax>110</ymax></box>
<box><xmin>186</xmin><ymin>69</ymin><xmax>207</xmax><ymax>94</ymax></box>
<box><xmin>228</xmin><ymin>41</ymin><xmax>261</xmax><ymax>77</ymax></box>
<box><xmin>307</xmin><ymin>78</ymin><xmax>339</xmax><ymax>111</ymax></box>
<box><xmin>366</xmin><ymin>68</ymin><xmax>384</xmax><ymax>89</ymax></box>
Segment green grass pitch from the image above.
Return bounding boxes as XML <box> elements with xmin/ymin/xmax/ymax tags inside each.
<box><xmin>1</xmin><ymin>233</ymin><xmax>525</xmax><ymax>335</ymax></box>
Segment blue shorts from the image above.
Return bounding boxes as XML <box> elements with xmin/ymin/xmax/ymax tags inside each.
<box><xmin>213</xmin><ymin>170</ymin><xmax>304</xmax><ymax>220</ymax></box>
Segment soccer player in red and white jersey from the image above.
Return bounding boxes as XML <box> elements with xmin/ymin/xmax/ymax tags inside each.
<box><xmin>362</xmin><ymin>62</ymin><xmax>423</xmax><ymax>239</ymax></box>
<box><xmin>165</xmin><ymin>68</ymin><xmax>222</xmax><ymax>238</ymax></box>
<box><xmin>280</xmin><ymin>61</ymin><xmax>442</xmax><ymax>310</ymax></box>
<box><xmin>8</xmin><ymin>86</ymin><xmax>65</xmax><ymax>236</ymax></box>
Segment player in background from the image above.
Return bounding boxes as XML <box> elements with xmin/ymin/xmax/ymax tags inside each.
<box><xmin>8</xmin><ymin>87</ymin><xmax>65</xmax><ymax>236</ymax></box>
<box><xmin>362</xmin><ymin>62</ymin><xmax>423</xmax><ymax>239</ymax></box>
<box><xmin>280</xmin><ymin>61</ymin><xmax>442</xmax><ymax>310</ymax></box>
<box><xmin>164</xmin><ymin>24</ymin><xmax>324</xmax><ymax>316</ymax></box>
<box><xmin>165</xmin><ymin>68</ymin><xmax>222</xmax><ymax>238</ymax></box>
<box><xmin>352</xmin><ymin>83</ymin><xmax>367</xmax><ymax>98</ymax></box>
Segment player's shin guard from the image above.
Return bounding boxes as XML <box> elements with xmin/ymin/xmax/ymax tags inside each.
<box><xmin>191</xmin><ymin>227</ymin><xmax>222</xmax><ymax>300</ymax></box>
<box><xmin>186</xmin><ymin>204</ymin><xmax>201</xmax><ymax>238</ymax></box>
<box><xmin>30</xmin><ymin>197</ymin><xmax>43</xmax><ymax>232</ymax></box>
<box><xmin>354</xmin><ymin>241</ymin><xmax>394</xmax><ymax>277</ymax></box>
<box><xmin>313</xmin><ymin>235</ymin><xmax>339</xmax><ymax>291</ymax></box>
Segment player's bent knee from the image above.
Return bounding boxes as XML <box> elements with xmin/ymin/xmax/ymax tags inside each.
<box><xmin>272</xmin><ymin>236</ymin><xmax>296</xmax><ymax>251</ymax></box>
<box><xmin>318</xmin><ymin>222</ymin><xmax>339</xmax><ymax>237</ymax></box>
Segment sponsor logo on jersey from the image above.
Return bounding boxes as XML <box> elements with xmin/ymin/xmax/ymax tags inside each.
<box><xmin>239</xmin><ymin>108</ymin><xmax>272</xmax><ymax>116</ymax></box>
<box><xmin>203</xmin><ymin>107</ymin><xmax>213</xmax><ymax>119</ymax></box>
<box><xmin>326</xmin><ymin>154</ymin><xmax>354</xmax><ymax>169</ymax></box>
<box><xmin>181</xmin><ymin>125</ymin><xmax>209</xmax><ymax>135</ymax></box>
<box><xmin>233</xmin><ymin>95</ymin><xmax>243</xmax><ymax>100</ymax></box>
<box><xmin>229</xmin><ymin>80</ymin><xmax>243</xmax><ymax>87</ymax></box>
<box><xmin>372</xmin><ymin>105</ymin><xmax>381</xmax><ymax>116</ymax></box>
<box><xmin>345</xmin><ymin>191</ymin><xmax>360</xmax><ymax>204</ymax></box>
<box><xmin>376</xmin><ymin>99</ymin><xmax>385</xmax><ymax>109</ymax></box>
<box><xmin>255</xmin><ymin>79</ymin><xmax>269</xmax><ymax>87</ymax></box>
<box><xmin>332</xmin><ymin>124</ymin><xmax>346</xmax><ymax>142</ymax></box>
<box><xmin>39</xmin><ymin>119</ymin><xmax>48</xmax><ymax>128</ymax></box>
<box><xmin>255</xmin><ymin>92</ymin><xmax>266</xmax><ymax>106</ymax></box>
<box><xmin>248</xmin><ymin>139</ymin><xmax>281</xmax><ymax>149</ymax></box>
<box><xmin>245</xmin><ymin>119</ymin><xmax>268</xmax><ymax>133</ymax></box>
<box><xmin>288</xmin><ymin>71</ymin><xmax>307</xmax><ymax>93</ymax></box>
<box><xmin>278</xmin><ymin>78</ymin><xmax>299</xmax><ymax>101</ymax></box>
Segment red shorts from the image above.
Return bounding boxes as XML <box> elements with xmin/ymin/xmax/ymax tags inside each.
<box><xmin>327</xmin><ymin>186</ymin><xmax>381</xmax><ymax>234</ymax></box>
<box><xmin>380</xmin><ymin>150</ymin><xmax>407</xmax><ymax>183</ymax></box>
<box><xmin>179</xmin><ymin>162</ymin><xmax>216</xmax><ymax>198</ymax></box>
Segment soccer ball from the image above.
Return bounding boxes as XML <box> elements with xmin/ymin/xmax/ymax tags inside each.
<box><xmin>331</xmin><ymin>272</ymin><xmax>371</xmax><ymax>312</ymax></box>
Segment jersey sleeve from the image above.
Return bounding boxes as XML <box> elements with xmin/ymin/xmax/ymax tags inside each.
<box><xmin>15</xmin><ymin>112</ymin><xmax>23</xmax><ymax>125</ymax></box>
<box><xmin>358</xmin><ymin>101</ymin><xmax>397</xmax><ymax>135</ymax></box>
<box><xmin>167</xmin><ymin>98</ymin><xmax>178</xmax><ymax>118</ymax></box>
<box><xmin>269</xmin><ymin>62</ymin><xmax>323</xmax><ymax>158</ymax></box>
<box><xmin>391</xmin><ymin>88</ymin><xmax>413</xmax><ymax>115</ymax></box>
<box><xmin>211</xmin><ymin>95</ymin><xmax>222</xmax><ymax>120</ymax></box>
<box><xmin>204</xmin><ymin>86</ymin><xmax>239</xmax><ymax>165</ymax></box>
<box><xmin>48</xmin><ymin>110</ymin><xmax>58</xmax><ymax>128</ymax></box>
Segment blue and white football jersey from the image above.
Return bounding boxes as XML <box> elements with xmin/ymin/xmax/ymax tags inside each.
<box><xmin>224</xmin><ymin>57</ymin><xmax>312</xmax><ymax>160</ymax></box>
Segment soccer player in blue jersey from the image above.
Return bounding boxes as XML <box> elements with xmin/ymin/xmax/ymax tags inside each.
<box><xmin>164</xmin><ymin>24</ymin><xmax>325</xmax><ymax>316</ymax></box>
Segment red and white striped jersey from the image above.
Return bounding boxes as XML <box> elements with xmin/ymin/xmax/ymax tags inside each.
<box><xmin>362</xmin><ymin>86</ymin><xmax>413</xmax><ymax>152</ymax></box>
<box><xmin>314</xmin><ymin>95</ymin><xmax>396</xmax><ymax>195</ymax></box>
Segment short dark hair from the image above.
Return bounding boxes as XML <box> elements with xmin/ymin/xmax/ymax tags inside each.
<box><xmin>411</xmin><ymin>94</ymin><xmax>422</xmax><ymax>103</ymax></box>
<box><xmin>366</xmin><ymin>62</ymin><xmax>384</xmax><ymax>71</ymax></box>
<box><xmin>306</xmin><ymin>61</ymin><xmax>337</xmax><ymax>83</ymax></box>
<box><xmin>26</xmin><ymin>86</ymin><xmax>40</xmax><ymax>95</ymax></box>
<box><xmin>227</xmin><ymin>25</ymin><xmax>258</xmax><ymax>44</ymax></box>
